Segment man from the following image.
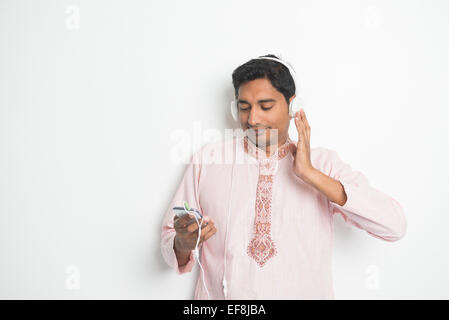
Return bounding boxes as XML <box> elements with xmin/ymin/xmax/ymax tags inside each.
<box><xmin>160</xmin><ymin>54</ymin><xmax>406</xmax><ymax>299</ymax></box>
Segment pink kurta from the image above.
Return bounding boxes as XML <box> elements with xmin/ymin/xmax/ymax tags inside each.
<box><xmin>160</xmin><ymin>134</ymin><xmax>406</xmax><ymax>299</ymax></box>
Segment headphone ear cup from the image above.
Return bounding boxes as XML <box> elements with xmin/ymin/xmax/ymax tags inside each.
<box><xmin>230</xmin><ymin>100</ymin><xmax>239</xmax><ymax>122</ymax></box>
<box><xmin>289</xmin><ymin>98</ymin><xmax>299</xmax><ymax>117</ymax></box>
<box><xmin>289</xmin><ymin>97</ymin><xmax>304</xmax><ymax>117</ymax></box>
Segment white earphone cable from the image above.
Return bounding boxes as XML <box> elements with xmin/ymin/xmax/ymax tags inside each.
<box><xmin>185</xmin><ymin>206</ymin><xmax>211</xmax><ymax>300</ymax></box>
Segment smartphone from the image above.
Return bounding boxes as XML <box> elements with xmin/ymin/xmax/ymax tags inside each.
<box><xmin>172</xmin><ymin>206</ymin><xmax>203</xmax><ymax>220</ymax></box>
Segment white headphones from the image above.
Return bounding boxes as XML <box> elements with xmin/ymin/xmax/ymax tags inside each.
<box><xmin>230</xmin><ymin>55</ymin><xmax>303</xmax><ymax>122</ymax></box>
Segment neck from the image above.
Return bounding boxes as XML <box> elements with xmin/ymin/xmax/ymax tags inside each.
<box><xmin>255</xmin><ymin>135</ymin><xmax>288</xmax><ymax>158</ymax></box>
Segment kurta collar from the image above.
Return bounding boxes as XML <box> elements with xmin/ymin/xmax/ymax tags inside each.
<box><xmin>242</xmin><ymin>134</ymin><xmax>293</xmax><ymax>162</ymax></box>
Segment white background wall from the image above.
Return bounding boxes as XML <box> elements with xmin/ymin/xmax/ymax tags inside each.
<box><xmin>1</xmin><ymin>0</ymin><xmax>448</xmax><ymax>299</ymax></box>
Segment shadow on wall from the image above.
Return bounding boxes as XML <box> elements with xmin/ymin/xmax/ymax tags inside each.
<box><xmin>150</xmin><ymin>86</ymin><xmax>236</xmax><ymax>299</ymax></box>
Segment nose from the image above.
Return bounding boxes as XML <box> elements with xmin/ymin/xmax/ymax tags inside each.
<box><xmin>248</xmin><ymin>106</ymin><xmax>262</xmax><ymax>127</ymax></box>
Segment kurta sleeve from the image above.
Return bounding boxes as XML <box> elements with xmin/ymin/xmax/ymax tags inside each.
<box><xmin>324</xmin><ymin>148</ymin><xmax>407</xmax><ymax>242</ymax></box>
<box><xmin>160</xmin><ymin>150</ymin><xmax>203</xmax><ymax>275</ymax></box>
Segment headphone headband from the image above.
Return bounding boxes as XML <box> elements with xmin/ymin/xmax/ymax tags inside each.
<box><xmin>254</xmin><ymin>56</ymin><xmax>297</xmax><ymax>94</ymax></box>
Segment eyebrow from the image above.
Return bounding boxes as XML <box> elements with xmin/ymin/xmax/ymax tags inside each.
<box><xmin>237</xmin><ymin>99</ymin><xmax>276</xmax><ymax>104</ymax></box>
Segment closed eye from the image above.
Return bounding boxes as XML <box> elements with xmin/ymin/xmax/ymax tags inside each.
<box><xmin>239</xmin><ymin>106</ymin><xmax>273</xmax><ymax>111</ymax></box>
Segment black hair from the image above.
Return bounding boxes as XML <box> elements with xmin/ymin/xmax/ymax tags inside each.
<box><xmin>231</xmin><ymin>54</ymin><xmax>296</xmax><ymax>105</ymax></box>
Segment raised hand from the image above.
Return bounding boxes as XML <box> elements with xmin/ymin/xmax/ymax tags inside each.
<box><xmin>289</xmin><ymin>109</ymin><xmax>314</xmax><ymax>181</ymax></box>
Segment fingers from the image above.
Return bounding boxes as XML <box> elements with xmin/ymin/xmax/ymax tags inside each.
<box><xmin>173</xmin><ymin>214</ymin><xmax>191</xmax><ymax>228</ymax></box>
<box><xmin>187</xmin><ymin>217</ymin><xmax>217</xmax><ymax>244</ymax></box>
<box><xmin>200</xmin><ymin>224</ymin><xmax>217</xmax><ymax>244</ymax></box>
<box><xmin>174</xmin><ymin>214</ymin><xmax>200</xmax><ymax>233</ymax></box>
<box><xmin>186</xmin><ymin>216</ymin><xmax>213</xmax><ymax>233</ymax></box>
<box><xmin>174</xmin><ymin>214</ymin><xmax>217</xmax><ymax>246</ymax></box>
<box><xmin>191</xmin><ymin>218</ymin><xmax>216</xmax><ymax>241</ymax></box>
<box><xmin>288</xmin><ymin>143</ymin><xmax>297</xmax><ymax>156</ymax></box>
<box><xmin>301</xmin><ymin>109</ymin><xmax>311</xmax><ymax>141</ymax></box>
<box><xmin>295</xmin><ymin>110</ymin><xmax>310</xmax><ymax>143</ymax></box>
<box><xmin>294</xmin><ymin>111</ymin><xmax>306</xmax><ymax>142</ymax></box>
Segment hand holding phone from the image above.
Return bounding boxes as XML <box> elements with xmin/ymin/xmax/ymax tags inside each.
<box><xmin>172</xmin><ymin>201</ymin><xmax>216</xmax><ymax>254</ymax></box>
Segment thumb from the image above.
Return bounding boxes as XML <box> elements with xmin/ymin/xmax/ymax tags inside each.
<box><xmin>289</xmin><ymin>143</ymin><xmax>297</xmax><ymax>156</ymax></box>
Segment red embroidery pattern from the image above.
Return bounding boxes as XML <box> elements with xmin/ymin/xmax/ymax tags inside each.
<box><xmin>243</xmin><ymin>135</ymin><xmax>292</xmax><ymax>267</ymax></box>
<box><xmin>247</xmin><ymin>174</ymin><xmax>277</xmax><ymax>267</ymax></box>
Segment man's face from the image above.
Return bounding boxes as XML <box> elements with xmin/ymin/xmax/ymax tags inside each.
<box><xmin>237</xmin><ymin>77</ymin><xmax>294</xmax><ymax>148</ymax></box>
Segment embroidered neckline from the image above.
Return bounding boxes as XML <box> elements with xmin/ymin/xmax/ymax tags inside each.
<box><xmin>242</xmin><ymin>134</ymin><xmax>292</xmax><ymax>161</ymax></box>
<box><xmin>241</xmin><ymin>133</ymin><xmax>293</xmax><ymax>267</ymax></box>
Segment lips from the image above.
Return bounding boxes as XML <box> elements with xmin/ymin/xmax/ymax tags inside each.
<box><xmin>252</xmin><ymin>128</ymin><xmax>266</xmax><ymax>135</ymax></box>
